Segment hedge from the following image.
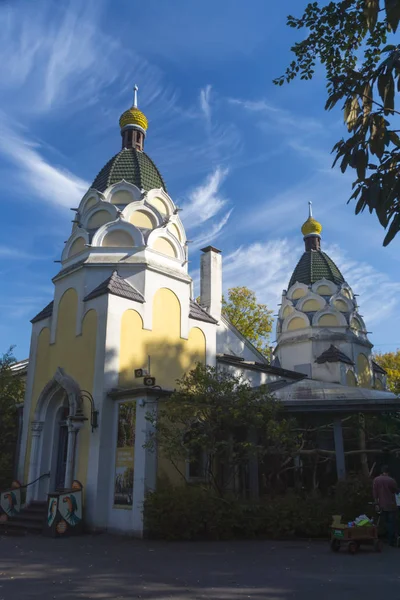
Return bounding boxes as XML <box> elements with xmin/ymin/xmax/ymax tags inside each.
<box><xmin>144</xmin><ymin>477</ymin><xmax>373</xmax><ymax>540</ymax></box>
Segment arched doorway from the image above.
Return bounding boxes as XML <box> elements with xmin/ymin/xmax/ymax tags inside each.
<box><xmin>27</xmin><ymin>368</ymin><xmax>85</xmax><ymax>502</ymax></box>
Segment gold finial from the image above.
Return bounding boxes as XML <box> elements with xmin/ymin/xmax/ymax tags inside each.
<box><xmin>301</xmin><ymin>202</ymin><xmax>322</xmax><ymax>237</ymax></box>
<box><xmin>119</xmin><ymin>84</ymin><xmax>148</xmax><ymax>132</ymax></box>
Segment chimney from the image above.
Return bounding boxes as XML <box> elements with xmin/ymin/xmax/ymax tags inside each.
<box><xmin>200</xmin><ymin>246</ymin><xmax>222</xmax><ymax>321</ymax></box>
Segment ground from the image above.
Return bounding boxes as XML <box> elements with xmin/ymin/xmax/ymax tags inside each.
<box><xmin>0</xmin><ymin>535</ymin><xmax>399</xmax><ymax>599</ymax></box>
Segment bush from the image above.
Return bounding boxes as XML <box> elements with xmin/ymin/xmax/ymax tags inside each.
<box><xmin>144</xmin><ymin>476</ymin><xmax>374</xmax><ymax>540</ymax></box>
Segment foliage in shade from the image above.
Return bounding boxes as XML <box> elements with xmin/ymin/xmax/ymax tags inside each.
<box><xmin>222</xmin><ymin>286</ymin><xmax>273</xmax><ymax>356</ymax></box>
<box><xmin>145</xmin><ymin>364</ymin><xmax>300</xmax><ymax>496</ymax></box>
<box><xmin>144</xmin><ymin>476</ymin><xmax>373</xmax><ymax>540</ymax></box>
<box><xmin>274</xmin><ymin>0</ymin><xmax>400</xmax><ymax>245</ymax></box>
<box><xmin>0</xmin><ymin>348</ymin><xmax>24</xmax><ymax>489</ymax></box>
<box><xmin>374</xmin><ymin>349</ymin><xmax>400</xmax><ymax>394</ymax></box>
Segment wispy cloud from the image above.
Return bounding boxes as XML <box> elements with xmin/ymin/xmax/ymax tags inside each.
<box><xmin>0</xmin><ymin>245</ymin><xmax>47</xmax><ymax>260</ymax></box>
<box><xmin>191</xmin><ymin>209</ymin><xmax>233</xmax><ymax>251</ymax></box>
<box><xmin>181</xmin><ymin>167</ymin><xmax>230</xmax><ymax>229</ymax></box>
<box><xmin>200</xmin><ymin>85</ymin><xmax>212</xmax><ymax>126</ymax></box>
<box><xmin>327</xmin><ymin>244</ymin><xmax>400</xmax><ymax>327</ymax></box>
<box><xmin>228</xmin><ymin>97</ymin><xmax>324</xmax><ymax>136</ymax></box>
<box><xmin>0</xmin><ymin>116</ymin><xmax>88</xmax><ymax>208</ymax></box>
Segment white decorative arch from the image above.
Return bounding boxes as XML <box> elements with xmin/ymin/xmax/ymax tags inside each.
<box><xmin>146</xmin><ymin>188</ymin><xmax>175</xmax><ymax>217</ymax></box>
<box><xmin>82</xmin><ymin>202</ymin><xmax>119</xmax><ymax>229</ymax></box>
<box><xmin>122</xmin><ymin>203</ymin><xmax>160</xmax><ymax>229</ymax></box>
<box><xmin>34</xmin><ymin>367</ymin><xmax>83</xmax><ymax>421</ymax></box>
<box><xmin>350</xmin><ymin>312</ymin><xmax>366</xmax><ymax>332</ymax></box>
<box><xmin>166</xmin><ymin>215</ymin><xmax>186</xmax><ymax>244</ymax></box>
<box><xmin>282</xmin><ymin>310</ymin><xmax>310</xmax><ymax>332</ymax></box>
<box><xmin>330</xmin><ymin>292</ymin><xmax>353</xmax><ymax>313</ymax></box>
<box><xmin>62</xmin><ymin>229</ymin><xmax>90</xmax><ymax>262</ymax></box>
<box><xmin>297</xmin><ymin>291</ymin><xmax>326</xmax><ymax>312</ymax></box>
<box><xmin>312</xmin><ymin>307</ymin><xmax>347</xmax><ymax>327</ymax></box>
<box><xmin>78</xmin><ymin>189</ymin><xmax>105</xmax><ymax>214</ymax></box>
<box><xmin>340</xmin><ymin>284</ymin><xmax>353</xmax><ymax>300</ymax></box>
<box><xmin>279</xmin><ymin>298</ymin><xmax>294</xmax><ymax>320</ymax></box>
<box><xmin>287</xmin><ymin>282</ymin><xmax>309</xmax><ymax>301</ymax></box>
<box><xmin>311</xmin><ymin>278</ymin><xmax>338</xmax><ymax>296</ymax></box>
<box><xmin>104</xmin><ymin>180</ymin><xmax>143</xmax><ymax>205</ymax></box>
<box><xmin>147</xmin><ymin>228</ymin><xmax>185</xmax><ymax>261</ymax></box>
<box><xmin>92</xmin><ymin>219</ymin><xmax>144</xmax><ymax>248</ymax></box>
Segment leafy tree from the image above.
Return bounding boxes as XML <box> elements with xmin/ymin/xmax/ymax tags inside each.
<box><xmin>274</xmin><ymin>0</ymin><xmax>400</xmax><ymax>245</ymax></box>
<box><xmin>374</xmin><ymin>349</ymin><xmax>400</xmax><ymax>394</ymax></box>
<box><xmin>145</xmin><ymin>364</ymin><xmax>300</xmax><ymax>496</ymax></box>
<box><xmin>222</xmin><ymin>286</ymin><xmax>273</xmax><ymax>356</ymax></box>
<box><xmin>0</xmin><ymin>348</ymin><xmax>24</xmax><ymax>489</ymax></box>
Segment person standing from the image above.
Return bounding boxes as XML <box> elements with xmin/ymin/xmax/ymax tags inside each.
<box><xmin>373</xmin><ymin>465</ymin><xmax>399</xmax><ymax>546</ymax></box>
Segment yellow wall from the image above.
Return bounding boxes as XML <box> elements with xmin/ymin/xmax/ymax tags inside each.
<box><xmin>357</xmin><ymin>353</ymin><xmax>371</xmax><ymax>388</ymax></box>
<box><xmin>129</xmin><ymin>211</ymin><xmax>154</xmax><ymax>229</ymax></box>
<box><xmin>316</xmin><ymin>285</ymin><xmax>332</xmax><ymax>296</ymax></box>
<box><xmin>152</xmin><ymin>237</ymin><xmax>177</xmax><ymax>258</ymax></box>
<box><xmin>111</xmin><ymin>190</ymin><xmax>132</xmax><ymax>205</ymax></box>
<box><xmin>149</xmin><ymin>196</ymin><xmax>168</xmax><ymax>216</ymax></box>
<box><xmin>26</xmin><ymin>289</ymin><xmax>97</xmax><ymax>489</ymax></box>
<box><xmin>351</xmin><ymin>318</ymin><xmax>361</xmax><ymax>331</ymax></box>
<box><xmin>168</xmin><ymin>223</ymin><xmax>182</xmax><ymax>241</ymax></box>
<box><xmin>287</xmin><ymin>317</ymin><xmax>307</xmax><ymax>331</ymax></box>
<box><xmin>282</xmin><ymin>305</ymin><xmax>293</xmax><ymax>318</ymax></box>
<box><xmin>346</xmin><ymin>370</ymin><xmax>357</xmax><ymax>387</ymax></box>
<box><xmin>103</xmin><ymin>230</ymin><xmax>133</xmax><ymax>247</ymax></box>
<box><xmin>302</xmin><ymin>299</ymin><xmax>321</xmax><ymax>312</ymax></box>
<box><xmin>119</xmin><ymin>288</ymin><xmax>206</xmax><ymax>389</ymax></box>
<box><xmin>291</xmin><ymin>288</ymin><xmax>306</xmax><ymax>300</ymax></box>
<box><xmin>87</xmin><ymin>210</ymin><xmax>112</xmax><ymax>229</ymax></box>
<box><xmin>334</xmin><ymin>299</ymin><xmax>348</xmax><ymax>312</ymax></box>
<box><xmin>318</xmin><ymin>314</ymin><xmax>338</xmax><ymax>327</ymax></box>
<box><xmin>69</xmin><ymin>237</ymin><xmax>86</xmax><ymax>257</ymax></box>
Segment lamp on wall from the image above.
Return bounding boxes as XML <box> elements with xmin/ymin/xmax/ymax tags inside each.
<box><xmin>80</xmin><ymin>390</ymin><xmax>99</xmax><ymax>432</ymax></box>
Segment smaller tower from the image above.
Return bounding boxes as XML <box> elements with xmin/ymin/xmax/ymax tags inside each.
<box><xmin>119</xmin><ymin>84</ymin><xmax>148</xmax><ymax>151</ymax></box>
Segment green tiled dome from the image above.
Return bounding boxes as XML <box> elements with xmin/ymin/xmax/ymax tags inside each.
<box><xmin>91</xmin><ymin>148</ymin><xmax>167</xmax><ymax>193</ymax></box>
<box><xmin>288</xmin><ymin>250</ymin><xmax>345</xmax><ymax>289</ymax></box>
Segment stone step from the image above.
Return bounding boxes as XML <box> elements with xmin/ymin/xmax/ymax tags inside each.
<box><xmin>0</xmin><ymin>519</ymin><xmax>43</xmax><ymax>534</ymax></box>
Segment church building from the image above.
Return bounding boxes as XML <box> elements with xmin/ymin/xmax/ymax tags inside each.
<box><xmin>17</xmin><ymin>90</ymin><xmax>399</xmax><ymax>536</ymax></box>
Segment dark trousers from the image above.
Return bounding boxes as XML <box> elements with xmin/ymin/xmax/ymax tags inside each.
<box><xmin>382</xmin><ymin>510</ymin><xmax>398</xmax><ymax>545</ymax></box>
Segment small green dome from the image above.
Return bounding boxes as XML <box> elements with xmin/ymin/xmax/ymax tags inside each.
<box><xmin>288</xmin><ymin>250</ymin><xmax>344</xmax><ymax>289</ymax></box>
<box><xmin>91</xmin><ymin>148</ymin><xmax>167</xmax><ymax>194</ymax></box>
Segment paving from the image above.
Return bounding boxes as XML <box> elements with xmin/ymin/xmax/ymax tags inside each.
<box><xmin>0</xmin><ymin>534</ymin><xmax>399</xmax><ymax>599</ymax></box>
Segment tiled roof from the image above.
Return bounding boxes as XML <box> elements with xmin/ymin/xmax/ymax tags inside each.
<box><xmin>189</xmin><ymin>300</ymin><xmax>218</xmax><ymax>324</ymax></box>
<box><xmin>289</xmin><ymin>250</ymin><xmax>345</xmax><ymax>288</ymax></box>
<box><xmin>315</xmin><ymin>344</ymin><xmax>354</xmax><ymax>366</ymax></box>
<box><xmin>53</xmin><ymin>260</ymin><xmax>85</xmax><ymax>281</ymax></box>
<box><xmin>84</xmin><ymin>271</ymin><xmax>145</xmax><ymax>303</ymax></box>
<box><xmin>91</xmin><ymin>148</ymin><xmax>167</xmax><ymax>194</ymax></box>
<box><xmin>372</xmin><ymin>360</ymin><xmax>387</xmax><ymax>375</ymax></box>
<box><xmin>31</xmin><ymin>301</ymin><xmax>54</xmax><ymax>323</ymax></box>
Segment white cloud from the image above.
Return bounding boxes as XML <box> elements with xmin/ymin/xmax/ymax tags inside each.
<box><xmin>200</xmin><ymin>85</ymin><xmax>212</xmax><ymax>125</ymax></box>
<box><xmin>181</xmin><ymin>167</ymin><xmax>230</xmax><ymax>229</ymax></box>
<box><xmin>0</xmin><ymin>246</ymin><xmax>46</xmax><ymax>260</ymax></box>
<box><xmin>326</xmin><ymin>244</ymin><xmax>400</xmax><ymax>327</ymax></box>
<box><xmin>0</xmin><ymin>116</ymin><xmax>88</xmax><ymax>209</ymax></box>
<box><xmin>228</xmin><ymin>97</ymin><xmax>324</xmax><ymax>135</ymax></box>
<box><xmin>191</xmin><ymin>209</ymin><xmax>233</xmax><ymax>250</ymax></box>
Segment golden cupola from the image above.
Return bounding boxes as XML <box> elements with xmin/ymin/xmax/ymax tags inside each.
<box><xmin>119</xmin><ymin>85</ymin><xmax>148</xmax><ymax>151</ymax></box>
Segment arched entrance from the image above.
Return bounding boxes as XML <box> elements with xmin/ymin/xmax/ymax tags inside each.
<box><xmin>26</xmin><ymin>368</ymin><xmax>85</xmax><ymax>502</ymax></box>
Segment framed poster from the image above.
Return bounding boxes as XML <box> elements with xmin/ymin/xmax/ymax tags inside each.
<box><xmin>113</xmin><ymin>402</ymin><xmax>136</xmax><ymax>508</ymax></box>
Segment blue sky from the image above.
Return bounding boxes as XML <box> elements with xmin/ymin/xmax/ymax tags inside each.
<box><xmin>1</xmin><ymin>0</ymin><xmax>399</xmax><ymax>360</ymax></box>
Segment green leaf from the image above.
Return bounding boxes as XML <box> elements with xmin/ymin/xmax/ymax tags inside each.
<box><xmin>355</xmin><ymin>148</ymin><xmax>368</xmax><ymax>180</ymax></box>
<box><xmin>364</xmin><ymin>0</ymin><xmax>380</xmax><ymax>32</ymax></box>
<box><xmin>385</xmin><ymin>0</ymin><xmax>400</xmax><ymax>33</ymax></box>
<box><xmin>383</xmin><ymin>73</ymin><xmax>395</xmax><ymax>114</ymax></box>
<box><xmin>383</xmin><ymin>213</ymin><xmax>400</xmax><ymax>246</ymax></box>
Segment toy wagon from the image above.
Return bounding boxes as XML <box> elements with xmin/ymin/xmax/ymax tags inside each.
<box><xmin>330</xmin><ymin>515</ymin><xmax>383</xmax><ymax>554</ymax></box>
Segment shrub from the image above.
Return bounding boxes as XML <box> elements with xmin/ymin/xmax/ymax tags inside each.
<box><xmin>144</xmin><ymin>476</ymin><xmax>375</xmax><ymax>540</ymax></box>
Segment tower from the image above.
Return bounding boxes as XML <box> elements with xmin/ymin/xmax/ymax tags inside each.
<box><xmin>19</xmin><ymin>90</ymin><xmax>219</xmax><ymax>536</ymax></box>
<box><xmin>274</xmin><ymin>204</ymin><xmax>385</xmax><ymax>390</ymax></box>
